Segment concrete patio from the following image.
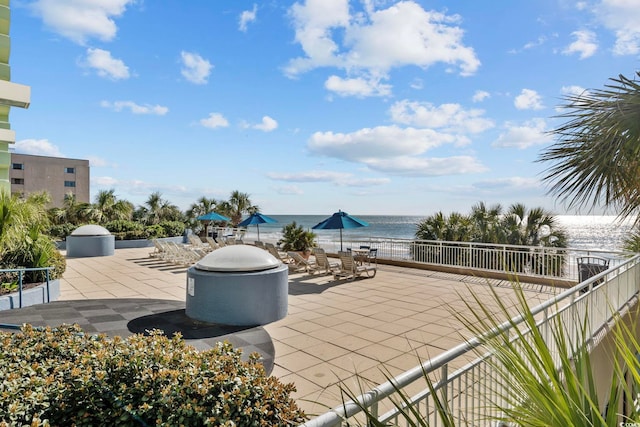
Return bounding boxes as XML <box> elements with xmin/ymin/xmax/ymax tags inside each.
<box><xmin>48</xmin><ymin>246</ymin><xmax>553</xmax><ymax>417</ymax></box>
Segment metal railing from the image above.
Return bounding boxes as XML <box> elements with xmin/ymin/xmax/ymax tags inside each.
<box><xmin>301</xmin><ymin>254</ymin><xmax>640</xmax><ymax>427</ymax></box>
<box><xmin>321</xmin><ymin>237</ymin><xmax>629</xmax><ymax>282</ymax></box>
<box><xmin>0</xmin><ymin>267</ymin><xmax>54</xmax><ymax>309</ymax></box>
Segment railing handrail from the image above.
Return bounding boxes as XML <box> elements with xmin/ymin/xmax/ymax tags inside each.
<box><xmin>0</xmin><ymin>267</ymin><xmax>54</xmax><ymax>273</ymax></box>
<box><xmin>0</xmin><ymin>266</ymin><xmax>55</xmax><ymax>309</ymax></box>
<box><xmin>302</xmin><ymin>254</ymin><xmax>640</xmax><ymax>427</ymax></box>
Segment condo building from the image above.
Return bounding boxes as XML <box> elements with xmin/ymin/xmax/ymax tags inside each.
<box><xmin>10</xmin><ymin>153</ymin><xmax>90</xmax><ymax>207</ymax></box>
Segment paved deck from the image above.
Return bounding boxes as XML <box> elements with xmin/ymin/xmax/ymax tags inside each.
<box><xmin>5</xmin><ymin>247</ymin><xmax>554</xmax><ymax>417</ymax></box>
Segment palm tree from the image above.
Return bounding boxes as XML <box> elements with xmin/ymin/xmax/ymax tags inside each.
<box><xmin>539</xmin><ymin>71</ymin><xmax>640</xmax><ymax>220</ymax></box>
<box><xmin>470</xmin><ymin>202</ymin><xmax>503</xmax><ymax>243</ymax></box>
<box><xmin>139</xmin><ymin>192</ymin><xmax>183</xmax><ymax>225</ymax></box>
<box><xmin>93</xmin><ymin>189</ymin><xmax>133</xmax><ymax>223</ymax></box>
<box><xmin>227</xmin><ymin>190</ymin><xmax>253</xmax><ymax>226</ymax></box>
<box><xmin>186</xmin><ymin>196</ymin><xmax>220</xmax><ymax>236</ymax></box>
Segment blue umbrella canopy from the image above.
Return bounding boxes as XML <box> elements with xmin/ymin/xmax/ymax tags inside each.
<box><xmin>312</xmin><ymin>210</ymin><xmax>369</xmax><ymax>250</ymax></box>
<box><xmin>197</xmin><ymin>212</ymin><xmax>230</xmax><ymax>222</ymax></box>
<box><xmin>237</xmin><ymin>213</ymin><xmax>278</xmax><ymax>241</ymax></box>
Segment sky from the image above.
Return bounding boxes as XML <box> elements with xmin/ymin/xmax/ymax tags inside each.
<box><xmin>6</xmin><ymin>0</ymin><xmax>640</xmax><ymax>215</ymax></box>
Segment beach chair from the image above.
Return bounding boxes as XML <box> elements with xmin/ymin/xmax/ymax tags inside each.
<box><xmin>312</xmin><ymin>247</ymin><xmax>340</xmax><ymax>275</ymax></box>
<box><xmin>265</xmin><ymin>243</ymin><xmax>293</xmax><ymax>264</ymax></box>
<box><xmin>334</xmin><ymin>251</ymin><xmax>377</xmax><ymax>281</ymax></box>
<box><xmin>206</xmin><ymin>237</ymin><xmax>220</xmax><ymax>250</ymax></box>
<box><xmin>254</xmin><ymin>240</ymin><xmax>265</xmax><ymax>249</ymax></box>
<box><xmin>287</xmin><ymin>251</ymin><xmax>319</xmax><ymax>274</ymax></box>
<box><xmin>188</xmin><ymin>234</ymin><xmax>213</xmax><ymax>252</ymax></box>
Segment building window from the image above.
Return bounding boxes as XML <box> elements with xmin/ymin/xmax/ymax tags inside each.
<box><xmin>65</xmin><ymin>167</ymin><xmax>75</xmax><ymax>173</ymax></box>
<box><xmin>12</xmin><ymin>163</ymin><xmax>23</xmax><ymax>170</ymax></box>
<box><xmin>11</xmin><ymin>178</ymin><xmax>24</xmax><ymax>185</ymax></box>
<box><xmin>64</xmin><ymin>181</ymin><xmax>76</xmax><ymax>188</ymax></box>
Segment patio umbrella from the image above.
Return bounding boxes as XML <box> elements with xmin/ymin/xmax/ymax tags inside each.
<box><xmin>237</xmin><ymin>212</ymin><xmax>278</xmax><ymax>241</ymax></box>
<box><xmin>312</xmin><ymin>210</ymin><xmax>369</xmax><ymax>251</ymax></box>
<box><xmin>197</xmin><ymin>212</ymin><xmax>230</xmax><ymax>238</ymax></box>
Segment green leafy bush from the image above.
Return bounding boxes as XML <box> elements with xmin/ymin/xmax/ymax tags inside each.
<box><xmin>158</xmin><ymin>220</ymin><xmax>186</xmax><ymax>237</ymax></box>
<box><xmin>144</xmin><ymin>224</ymin><xmax>166</xmax><ymax>239</ymax></box>
<box><xmin>104</xmin><ymin>220</ymin><xmax>144</xmax><ymax>234</ymax></box>
<box><xmin>0</xmin><ymin>325</ymin><xmax>307</xmax><ymax>426</ymax></box>
<box><xmin>280</xmin><ymin>222</ymin><xmax>317</xmax><ymax>252</ymax></box>
<box><xmin>46</xmin><ymin>223</ymin><xmax>77</xmax><ymax>240</ymax></box>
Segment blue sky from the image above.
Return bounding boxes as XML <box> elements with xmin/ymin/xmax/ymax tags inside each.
<box><xmin>7</xmin><ymin>0</ymin><xmax>640</xmax><ymax>215</ymax></box>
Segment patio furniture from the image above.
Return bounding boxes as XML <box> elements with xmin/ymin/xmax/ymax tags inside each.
<box><xmin>334</xmin><ymin>251</ymin><xmax>377</xmax><ymax>281</ymax></box>
<box><xmin>265</xmin><ymin>243</ymin><xmax>293</xmax><ymax>264</ymax></box>
<box><xmin>312</xmin><ymin>247</ymin><xmax>340</xmax><ymax>274</ymax></box>
<box><xmin>287</xmin><ymin>251</ymin><xmax>319</xmax><ymax>274</ymax></box>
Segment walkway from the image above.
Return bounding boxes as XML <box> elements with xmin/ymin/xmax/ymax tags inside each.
<box><xmin>29</xmin><ymin>247</ymin><xmax>553</xmax><ymax>416</ymax></box>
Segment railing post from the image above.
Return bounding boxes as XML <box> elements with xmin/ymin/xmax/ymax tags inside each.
<box><xmin>45</xmin><ymin>268</ymin><xmax>51</xmax><ymax>303</ymax></box>
<box><xmin>18</xmin><ymin>270</ymin><xmax>23</xmax><ymax>308</ymax></box>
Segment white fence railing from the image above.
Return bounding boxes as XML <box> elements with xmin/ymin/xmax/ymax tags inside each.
<box><xmin>320</xmin><ymin>237</ymin><xmax>630</xmax><ymax>282</ymax></box>
<box><xmin>301</xmin><ymin>254</ymin><xmax>640</xmax><ymax>427</ymax></box>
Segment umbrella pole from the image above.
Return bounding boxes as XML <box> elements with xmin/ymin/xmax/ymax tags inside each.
<box><xmin>257</xmin><ymin>224</ymin><xmax>260</xmax><ymax>241</ymax></box>
<box><xmin>340</xmin><ymin>229</ymin><xmax>343</xmax><ymax>251</ymax></box>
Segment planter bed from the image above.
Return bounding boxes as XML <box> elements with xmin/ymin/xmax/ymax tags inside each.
<box><xmin>0</xmin><ymin>279</ymin><xmax>60</xmax><ymax>311</ymax></box>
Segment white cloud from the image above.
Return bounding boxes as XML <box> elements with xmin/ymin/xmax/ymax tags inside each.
<box><xmin>307</xmin><ymin>124</ymin><xmax>485</xmax><ymax>176</ymax></box>
<box><xmin>389</xmin><ymin>100</ymin><xmax>494</xmax><ymax>134</ymax></box>
<box><xmin>309</xmin><ymin>125</ymin><xmax>452</xmax><ymax>161</ymax></box>
<box><xmin>86</xmin><ymin>156</ymin><xmax>114</xmax><ymax>168</ymax></box>
<box><xmin>239</xmin><ymin>4</ymin><xmax>258</xmax><ymax>32</ymax></box>
<box><xmin>200</xmin><ymin>113</ymin><xmax>229</xmax><ymax>129</ymax></box>
<box><xmin>514</xmin><ymin>88</ymin><xmax>544</xmax><ymax>110</ymax></box>
<box><xmin>492</xmin><ymin>118</ymin><xmax>554</xmax><ymax>149</ymax></box>
<box><xmin>594</xmin><ymin>0</ymin><xmax>640</xmax><ymax>55</ymax></box>
<box><xmin>253</xmin><ymin>116</ymin><xmax>278</xmax><ymax>132</ymax></box>
<box><xmin>268</xmin><ymin>170</ymin><xmax>351</xmax><ymax>182</ymax></box>
<box><xmin>29</xmin><ymin>0</ymin><xmax>135</xmax><ymax>45</ymax></box>
<box><xmin>473</xmin><ymin>176</ymin><xmax>541</xmax><ymax>191</ymax></box>
<box><xmin>472</xmin><ymin>90</ymin><xmax>490</xmax><ymax>103</ymax></box>
<box><xmin>563</xmin><ymin>30</ymin><xmax>598</xmax><ymax>59</ymax></box>
<box><xmin>93</xmin><ymin>176</ymin><xmax>119</xmax><ymax>186</ymax></box>
<box><xmin>365</xmin><ymin>155</ymin><xmax>486</xmax><ymax>176</ymax></box>
<box><xmin>275</xmin><ymin>185</ymin><xmax>304</xmax><ymax>195</ymax></box>
<box><xmin>267</xmin><ymin>170</ymin><xmax>390</xmax><ymax>187</ymax></box>
<box><xmin>13</xmin><ymin>139</ymin><xmax>63</xmax><ymax>157</ymax></box>
<box><xmin>82</xmin><ymin>48</ymin><xmax>130</xmax><ymax>80</ymax></box>
<box><xmin>180</xmin><ymin>51</ymin><xmax>213</xmax><ymax>84</ymax></box>
<box><xmin>324</xmin><ymin>75</ymin><xmax>392</xmax><ymax>97</ymax></box>
<box><xmin>285</xmin><ymin>0</ymin><xmax>479</xmax><ymax>96</ymax></box>
<box><xmin>561</xmin><ymin>85</ymin><xmax>587</xmax><ymax>97</ymax></box>
<box><xmin>100</xmin><ymin>100</ymin><xmax>168</xmax><ymax>115</ymax></box>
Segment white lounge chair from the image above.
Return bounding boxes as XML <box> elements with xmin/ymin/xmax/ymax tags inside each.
<box><xmin>334</xmin><ymin>251</ymin><xmax>377</xmax><ymax>281</ymax></box>
<box><xmin>287</xmin><ymin>251</ymin><xmax>319</xmax><ymax>274</ymax></box>
<box><xmin>312</xmin><ymin>247</ymin><xmax>340</xmax><ymax>275</ymax></box>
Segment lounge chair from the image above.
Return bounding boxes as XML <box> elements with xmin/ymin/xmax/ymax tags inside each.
<box><xmin>206</xmin><ymin>237</ymin><xmax>220</xmax><ymax>250</ymax></box>
<box><xmin>265</xmin><ymin>243</ymin><xmax>293</xmax><ymax>264</ymax></box>
<box><xmin>287</xmin><ymin>251</ymin><xmax>319</xmax><ymax>274</ymax></box>
<box><xmin>254</xmin><ymin>241</ymin><xmax>265</xmax><ymax>249</ymax></box>
<box><xmin>312</xmin><ymin>247</ymin><xmax>340</xmax><ymax>274</ymax></box>
<box><xmin>188</xmin><ymin>234</ymin><xmax>213</xmax><ymax>252</ymax></box>
<box><xmin>334</xmin><ymin>251</ymin><xmax>377</xmax><ymax>281</ymax></box>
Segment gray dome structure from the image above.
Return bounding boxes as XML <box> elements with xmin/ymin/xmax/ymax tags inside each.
<box><xmin>66</xmin><ymin>225</ymin><xmax>115</xmax><ymax>258</ymax></box>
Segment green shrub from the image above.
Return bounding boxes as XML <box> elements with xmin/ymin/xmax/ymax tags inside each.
<box><xmin>46</xmin><ymin>223</ymin><xmax>77</xmax><ymax>240</ymax></box>
<box><xmin>111</xmin><ymin>230</ymin><xmax>147</xmax><ymax>241</ymax></box>
<box><xmin>158</xmin><ymin>220</ymin><xmax>186</xmax><ymax>237</ymax></box>
<box><xmin>104</xmin><ymin>220</ymin><xmax>143</xmax><ymax>234</ymax></box>
<box><xmin>144</xmin><ymin>224</ymin><xmax>166</xmax><ymax>239</ymax></box>
<box><xmin>280</xmin><ymin>222</ymin><xmax>317</xmax><ymax>252</ymax></box>
<box><xmin>0</xmin><ymin>325</ymin><xmax>307</xmax><ymax>426</ymax></box>
<box><xmin>48</xmin><ymin>250</ymin><xmax>66</xmax><ymax>280</ymax></box>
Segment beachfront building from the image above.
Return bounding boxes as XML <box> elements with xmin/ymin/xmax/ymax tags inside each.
<box><xmin>9</xmin><ymin>153</ymin><xmax>90</xmax><ymax>207</ymax></box>
<box><xmin>0</xmin><ymin>0</ymin><xmax>30</xmax><ymax>195</ymax></box>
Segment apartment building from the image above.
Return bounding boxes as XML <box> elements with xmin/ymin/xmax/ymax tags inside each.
<box><xmin>10</xmin><ymin>153</ymin><xmax>90</xmax><ymax>207</ymax></box>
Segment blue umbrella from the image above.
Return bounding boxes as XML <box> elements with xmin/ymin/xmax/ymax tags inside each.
<box><xmin>197</xmin><ymin>212</ymin><xmax>230</xmax><ymax>238</ymax></box>
<box><xmin>197</xmin><ymin>212</ymin><xmax>230</xmax><ymax>222</ymax></box>
<box><xmin>237</xmin><ymin>212</ymin><xmax>278</xmax><ymax>241</ymax></box>
<box><xmin>312</xmin><ymin>210</ymin><xmax>369</xmax><ymax>251</ymax></box>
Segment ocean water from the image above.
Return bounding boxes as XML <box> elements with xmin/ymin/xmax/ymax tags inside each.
<box><xmin>241</xmin><ymin>215</ymin><xmax>635</xmax><ymax>252</ymax></box>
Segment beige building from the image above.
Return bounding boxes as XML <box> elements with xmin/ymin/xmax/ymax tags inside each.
<box><xmin>10</xmin><ymin>153</ymin><xmax>90</xmax><ymax>207</ymax></box>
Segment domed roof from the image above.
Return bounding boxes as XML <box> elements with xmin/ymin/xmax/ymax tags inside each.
<box><xmin>195</xmin><ymin>245</ymin><xmax>280</xmax><ymax>272</ymax></box>
<box><xmin>71</xmin><ymin>224</ymin><xmax>111</xmax><ymax>236</ymax></box>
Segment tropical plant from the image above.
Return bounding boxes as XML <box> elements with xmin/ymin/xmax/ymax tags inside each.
<box><xmin>48</xmin><ymin>192</ymin><xmax>96</xmax><ymax>225</ymax></box>
<box><xmin>0</xmin><ymin>325</ymin><xmax>307</xmax><ymax>426</ymax></box>
<box><xmin>92</xmin><ymin>189</ymin><xmax>133</xmax><ymax>223</ymax></box>
<box><xmin>622</xmin><ymin>227</ymin><xmax>640</xmax><ymax>253</ymax></box>
<box><xmin>279</xmin><ymin>221</ymin><xmax>317</xmax><ymax>252</ymax></box>
<box><xmin>227</xmin><ymin>190</ymin><xmax>255</xmax><ymax>226</ymax></box>
<box><xmin>340</xmin><ymin>282</ymin><xmax>640</xmax><ymax>426</ymax></box>
<box><xmin>539</xmin><ymin>71</ymin><xmax>640</xmax><ymax>221</ymax></box>
<box><xmin>136</xmin><ymin>192</ymin><xmax>183</xmax><ymax>225</ymax></box>
<box><xmin>185</xmin><ymin>196</ymin><xmax>219</xmax><ymax>234</ymax></box>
